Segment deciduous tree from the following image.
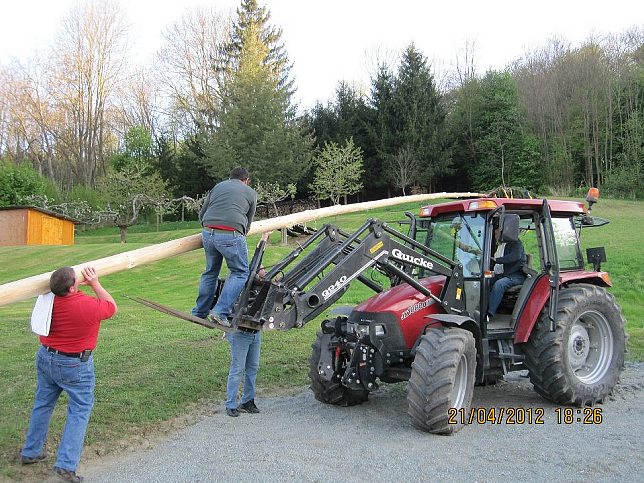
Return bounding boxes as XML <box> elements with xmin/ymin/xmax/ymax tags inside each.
<box><xmin>97</xmin><ymin>162</ymin><xmax>169</xmax><ymax>242</ymax></box>
<box><xmin>49</xmin><ymin>0</ymin><xmax>130</xmax><ymax>187</ymax></box>
<box><xmin>156</xmin><ymin>6</ymin><xmax>231</xmax><ymax>135</ymax></box>
<box><xmin>309</xmin><ymin>138</ymin><xmax>364</xmax><ymax>205</ymax></box>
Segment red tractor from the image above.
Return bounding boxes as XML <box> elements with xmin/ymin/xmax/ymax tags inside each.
<box><xmin>230</xmin><ymin>191</ymin><xmax>626</xmax><ymax>434</ymax></box>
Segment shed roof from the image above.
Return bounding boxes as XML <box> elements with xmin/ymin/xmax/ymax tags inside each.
<box><xmin>0</xmin><ymin>206</ymin><xmax>81</xmax><ymax>224</ymax></box>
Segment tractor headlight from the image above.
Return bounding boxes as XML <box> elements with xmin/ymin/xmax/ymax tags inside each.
<box><xmin>347</xmin><ymin>322</ymin><xmax>370</xmax><ymax>338</ymax></box>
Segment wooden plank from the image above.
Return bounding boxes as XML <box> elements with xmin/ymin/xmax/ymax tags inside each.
<box><xmin>62</xmin><ymin>220</ymin><xmax>75</xmax><ymax>245</ymax></box>
<box><xmin>0</xmin><ymin>191</ymin><xmax>479</xmax><ymax>307</ymax></box>
<box><xmin>26</xmin><ymin>209</ymin><xmax>42</xmax><ymax>245</ymax></box>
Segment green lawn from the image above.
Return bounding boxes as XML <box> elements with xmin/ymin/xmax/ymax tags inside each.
<box><xmin>0</xmin><ymin>197</ymin><xmax>641</xmax><ymax>479</ymax></box>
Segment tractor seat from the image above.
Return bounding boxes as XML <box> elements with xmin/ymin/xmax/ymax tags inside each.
<box><xmin>503</xmin><ymin>254</ymin><xmax>536</xmax><ymax>299</ymax></box>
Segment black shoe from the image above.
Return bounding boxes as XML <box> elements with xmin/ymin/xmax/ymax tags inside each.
<box><xmin>207</xmin><ymin>313</ymin><xmax>232</xmax><ymax>328</ymax></box>
<box><xmin>20</xmin><ymin>452</ymin><xmax>46</xmax><ymax>465</ymax></box>
<box><xmin>239</xmin><ymin>399</ymin><xmax>260</xmax><ymax>414</ymax></box>
<box><xmin>226</xmin><ymin>407</ymin><xmax>240</xmax><ymax>417</ymax></box>
<box><xmin>53</xmin><ymin>467</ymin><xmax>84</xmax><ymax>482</ymax></box>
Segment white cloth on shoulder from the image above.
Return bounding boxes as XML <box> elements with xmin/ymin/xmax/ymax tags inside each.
<box><xmin>30</xmin><ymin>292</ymin><xmax>55</xmax><ymax>336</ymax></box>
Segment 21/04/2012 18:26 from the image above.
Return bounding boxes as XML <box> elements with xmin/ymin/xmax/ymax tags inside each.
<box><xmin>447</xmin><ymin>407</ymin><xmax>604</xmax><ymax>425</ymax></box>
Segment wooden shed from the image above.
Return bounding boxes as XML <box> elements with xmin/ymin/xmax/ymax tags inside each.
<box><xmin>0</xmin><ymin>206</ymin><xmax>78</xmax><ymax>246</ymax></box>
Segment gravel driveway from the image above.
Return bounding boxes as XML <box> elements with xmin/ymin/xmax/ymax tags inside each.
<box><xmin>82</xmin><ymin>362</ymin><xmax>644</xmax><ymax>483</ymax></box>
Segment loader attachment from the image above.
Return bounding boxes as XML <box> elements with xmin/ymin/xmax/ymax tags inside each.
<box><xmin>231</xmin><ymin>219</ymin><xmax>464</xmax><ymax>331</ymax></box>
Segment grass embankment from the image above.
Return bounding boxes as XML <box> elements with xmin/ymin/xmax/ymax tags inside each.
<box><xmin>0</xmin><ymin>198</ymin><xmax>641</xmax><ymax>479</ymax></box>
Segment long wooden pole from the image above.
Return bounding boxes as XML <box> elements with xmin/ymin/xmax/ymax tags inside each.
<box><xmin>0</xmin><ymin>192</ymin><xmax>479</xmax><ymax>307</ymax></box>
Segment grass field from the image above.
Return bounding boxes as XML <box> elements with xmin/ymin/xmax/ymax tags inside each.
<box><xmin>0</xmin><ymin>197</ymin><xmax>641</xmax><ymax>479</ymax></box>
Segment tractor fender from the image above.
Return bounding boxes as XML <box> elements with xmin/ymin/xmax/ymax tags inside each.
<box><xmin>422</xmin><ymin>313</ymin><xmax>482</xmax><ymax>346</ymax></box>
<box><xmin>514</xmin><ymin>274</ymin><xmax>610</xmax><ymax>344</ymax></box>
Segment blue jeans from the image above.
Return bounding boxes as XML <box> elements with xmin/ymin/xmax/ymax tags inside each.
<box><xmin>22</xmin><ymin>346</ymin><xmax>95</xmax><ymax>472</ymax></box>
<box><xmin>192</xmin><ymin>230</ymin><xmax>249</xmax><ymax>319</ymax></box>
<box><xmin>488</xmin><ymin>272</ymin><xmax>526</xmax><ymax>315</ymax></box>
<box><xmin>225</xmin><ymin>331</ymin><xmax>261</xmax><ymax>409</ymax></box>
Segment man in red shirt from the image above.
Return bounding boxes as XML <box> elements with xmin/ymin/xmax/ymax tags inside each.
<box><xmin>21</xmin><ymin>266</ymin><xmax>116</xmax><ymax>483</ymax></box>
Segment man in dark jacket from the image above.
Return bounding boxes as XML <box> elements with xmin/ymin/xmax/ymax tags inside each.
<box><xmin>192</xmin><ymin>166</ymin><xmax>257</xmax><ymax>326</ymax></box>
<box><xmin>488</xmin><ymin>223</ymin><xmax>526</xmax><ymax>317</ymax></box>
<box><xmin>192</xmin><ymin>167</ymin><xmax>265</xmax><ymax>417</ymax></box>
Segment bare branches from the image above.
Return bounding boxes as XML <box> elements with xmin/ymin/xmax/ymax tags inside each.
<box><xmin>49</xmin><ymin>0</ymin><xmax>130</xmax><ymax>187</ymax></box>
<box><xmin>389</xmin><ymin>146</ymin><xmax>419</xmax><ymax>196</ymax></box>
<box><xmin>156</xmin><ymin>6</ymin><xmax>231</xmax><ymax>135</ymax></box>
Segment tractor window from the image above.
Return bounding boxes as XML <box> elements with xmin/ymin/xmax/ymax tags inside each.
<box><xmin>519</xmin><ymin>218</ymin><xmax>541</xmax><ymax>271</ymax></box>
<box><xmin>552</xmin><ymin>217</ymin><xmax>584</xmax><ymax>270</ymax></box>
<box><xmin>421</xmin><ymin>213</ymin><xmax>485</xmax><ymax>277</ymax></box>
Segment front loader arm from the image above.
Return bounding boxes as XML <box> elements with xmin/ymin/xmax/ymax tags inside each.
<box><xmin>231</xmin><ymin>219</ymin><xmax>465</xmax><ymax>331</ymax></box>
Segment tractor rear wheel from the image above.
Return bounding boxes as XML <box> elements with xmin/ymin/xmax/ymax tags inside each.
<box><xmin>407</xmin><ymin>327</ymin><xmax>476</xmax><ymax>435</ymax></box>
<box><xmin>523</xmin><ymin>284</ymin><xmax>626</xmax><ymax>406</ymax></box>
<box><xmin>308</xmin><ymin>331</ymin><xmax>369</xmax><ymax>406</ymax></box>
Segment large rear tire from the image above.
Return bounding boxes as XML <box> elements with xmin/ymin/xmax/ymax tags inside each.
<box><xmin>522</xmin><ymin>284</ymin><xmax>626</xmax><ymax>406</ymax></box>
<box><xmin>308</xmin><ymin>331</ymin><xmax>369</xmax><ymax>406</ymax></box>
<box><xmin>407</xmin><ymin>327</ymin><xmax>477</xmax><ymax>435</ymax></box>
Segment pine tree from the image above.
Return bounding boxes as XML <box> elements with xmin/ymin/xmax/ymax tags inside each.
<box><xmin>367</xmin><ymin>64</ymin><xmax>398</xmax><ymax>194</ymax></box>
<box><xmin>203</xmin><ymin>0</ymin><xmax>311</xmax><ymax>185</ymax></box>
<box><xmin>392</xmin><ymin>44</ymin><xmax>449</xmax><ymax>191</ymax></box>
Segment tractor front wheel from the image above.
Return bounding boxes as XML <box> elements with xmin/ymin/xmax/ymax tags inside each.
<box><xmin>523</xmin><ymin>284</ymin><xmax>626</xmax><ymax>406</ymax></box>
<box><xmin>308</xmin><ymin>331</ymin><xmax>369</xmax><ymax>406</ymax></box>
<box><xmin>407</xmin><ymin>327</ymin><xmax>476</xmax><ymax>435</ymax></box>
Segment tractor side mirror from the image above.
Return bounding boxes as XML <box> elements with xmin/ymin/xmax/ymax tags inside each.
<box><xmin>499</xmin><ymin>213</ymin><xmax>520</xmax><ymax>242</ymax></box>
<box><xmin>586</xmin><ymin>246</ymin><xmax>606</xmax><ymax>272</ymax></box>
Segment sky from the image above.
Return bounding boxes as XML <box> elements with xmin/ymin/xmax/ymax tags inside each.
<box><xmin>0</xmin><ymin>0</ymin><xmax>642</xmax><ymax>109</ymax></box>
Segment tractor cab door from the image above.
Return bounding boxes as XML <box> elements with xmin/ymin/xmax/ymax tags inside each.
<box><xmin>416</xmin><ymin>212</ymin><xmax>486</xmax><ymax>317</ymax></box>
<box><xmin>540</xmin><ymin>199</ymin><xmax>560</xmax><ymax>330</ymax></box>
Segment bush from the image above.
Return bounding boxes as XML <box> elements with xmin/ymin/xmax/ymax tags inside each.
<box><xmin>0</xmin><ymin>161</ymin><xmax>48</xmax><ymax>207</ymax></box>
<box><xmin>602</xmin><ymin>169</ymin><xmax>643</xmax><ymax>200</ymax></box>
<box><xmin>68</xmin><ymin>184</ymin><xmax>104</xmax><ymax>209</ymax></box>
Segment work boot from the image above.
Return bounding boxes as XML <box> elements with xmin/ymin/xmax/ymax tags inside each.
<box><xmin>239</xmin><ymin>399</ymin><xmax>260</xmax><ymax>414</ymax></box>
<box><xmin>226</xmin><ymin>407</ymin><xmax>240</xmax><ymax>417</ymax></box>
<box><xmin>53</xmin><ymin>467</ymin><xmax>84</xmax><ymax>482</ymax></box>
<box><xmin>207</xmin><ymin>313</ymin><xmax>232</xmax><ymax>328</ymax></box>
<box><xmin>20</xmin><ymin>452</ymin><xmax>47</xmax><ymax>465</ymax></box>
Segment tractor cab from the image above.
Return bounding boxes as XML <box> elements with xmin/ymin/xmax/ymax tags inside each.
<box><xmin>411</xmin><ymin>192</ymin><xmax>612</xmax><ymax>336</ymax></box>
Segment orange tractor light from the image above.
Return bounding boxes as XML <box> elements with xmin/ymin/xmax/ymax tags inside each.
<box><xmin>468</xmin><ymin>200</ymin><xmax>498</xmax><ymax>211</ymax></box>
<box><xmin>586</xmin><ymin>187</ymin><xmax>600</xmax><ymax>204</ymax></box>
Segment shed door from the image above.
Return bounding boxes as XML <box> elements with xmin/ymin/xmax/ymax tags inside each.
<box><xmin>42</xmin><ymin>216</ymin><xmax>63</xmax><ymax>244</ymax></box>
